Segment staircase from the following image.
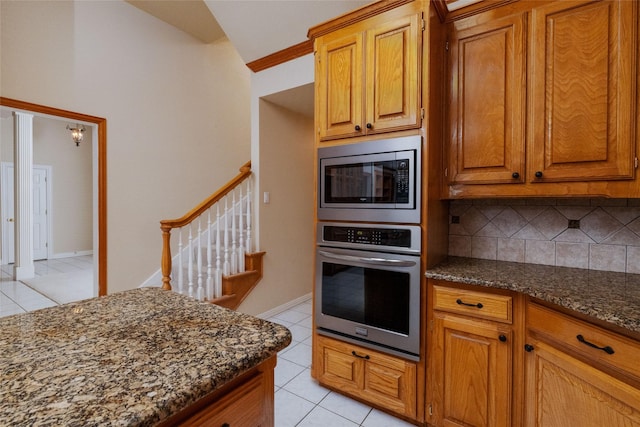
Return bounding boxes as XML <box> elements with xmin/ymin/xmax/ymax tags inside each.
<box><xmin>159</xmin><ymin>162</ymin><xmax>264</xmax><ymax>310</ymax></box>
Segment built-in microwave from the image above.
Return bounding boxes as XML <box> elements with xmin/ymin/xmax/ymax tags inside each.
<box><xmin>318</xmin><ymin>135</ymin><xmax>421</xmax><ymax>224</ymax></box>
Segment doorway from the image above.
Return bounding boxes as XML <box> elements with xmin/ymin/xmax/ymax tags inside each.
<box><xmin>0</xmin><ymin>97</ymin><xmax>107</xmax><ymax>296</ymax></box>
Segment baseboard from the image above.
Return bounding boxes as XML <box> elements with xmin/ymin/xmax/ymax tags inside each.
<box><xmin>50</xmin><ymin>250</ymin><xmax>93</xmax><ymax>259</ymax></box>
<box><xmin>257</xmin><ymin>292</ymin><xmax>312</xmax><ymax>319</ymax></box>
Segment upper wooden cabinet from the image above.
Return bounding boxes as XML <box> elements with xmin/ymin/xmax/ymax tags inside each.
<box><xmin>448</xmin><ymin>12</ymin><xmax>527</xmax><ymax>184</ymax></box>
<box><xmin>446</xmin><ymin>0</ymin><xmax>639</xmax><ymax>196</ymax></box>
<box><xmin>315</xmin><ymin>4</ymin><xmax>423</xmax><ymax>141</ymax></box>
<box><xmin>529</xmin><ymin>0</ymin><xmax>636</xmax><ymax>182</ymax></box>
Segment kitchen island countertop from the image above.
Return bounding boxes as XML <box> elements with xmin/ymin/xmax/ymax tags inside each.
<box><xmin>426</xmin><ymin>257</ymin><xmax>640</xmax><ymax>335</ymax></box>
<box><xmin>0</xmin><ymin>287</ymin><xmax>291</xmax><ymax>426</ymax></box>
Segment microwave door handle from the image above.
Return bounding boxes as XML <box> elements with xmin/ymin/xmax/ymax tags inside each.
<box><xmin>318</xmin><ymin>250</ymin><xmax>416</xmax><ymax>267</ymax></box>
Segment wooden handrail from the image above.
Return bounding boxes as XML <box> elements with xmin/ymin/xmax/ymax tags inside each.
<box><xmin>160</xmin><ymin>161</ymin><xmax>252</xmax><ymax>290</ymax></box>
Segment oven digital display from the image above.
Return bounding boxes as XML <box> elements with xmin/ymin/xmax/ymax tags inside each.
<box><xmin>323</xmin><ymin>226</ymin><xmax>412</xmax><ymax>247</ymax></box>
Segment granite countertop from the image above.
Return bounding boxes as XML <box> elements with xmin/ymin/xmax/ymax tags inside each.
<box><xmin>0</xmin><ymin>287</ymin><xmax>291</xmax><ymax>426</ymax></box>
<box><xmin>425</xmin><ymin>257</ymin><xmax>640</xmax><ymax>335</ymax></box>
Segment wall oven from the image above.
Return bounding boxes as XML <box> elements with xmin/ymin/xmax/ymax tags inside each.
<box><xmin>318</xmin><ymin>135</ymin><xmax>421</xmax><ymax>224</ymax></box>
<box><xmin>315</xmin><ymin>222</ymin><xmax>421</xmax><ymax>360</ymax></box>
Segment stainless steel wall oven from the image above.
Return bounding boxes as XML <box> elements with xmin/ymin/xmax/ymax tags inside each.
<box><xmin>315</xmin><ymin>222</ymin><xmax>421</xmax><ymax>360</ymax></box>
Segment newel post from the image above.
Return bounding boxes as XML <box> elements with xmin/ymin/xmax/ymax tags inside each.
<box><xmin>161</xmin><ymin>224</ymin><xmax>172</xmax><ymax>290</ymax></box>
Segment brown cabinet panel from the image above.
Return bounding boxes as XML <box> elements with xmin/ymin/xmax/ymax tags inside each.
<box><xmin>366</xmin><ymin>12</ymin><xmax>421</xmax><ymax>134</ymax></box>
<box><xmin>316</xmin><ymin>32</ymin><xmax>364</xmax><ymax>140</ymax></box>
<box><xmin>431</xmin><ymin>312</ymin><xmax>512</xmax><ymax>427</ymax></box>
<box><xmin>524</xmin><ymin>338</ymin><xmax>640</xmax><ymax>427</ymax></box>
<box><xmin>448</xmin><ymin>12</ymin><xmax>526</xmax><ymax>184</ymax></box>
<box><xmin>315</xmin><ymin>3</ymin><xmax>422</xmax><ymax>142</ymax></box>
<box><xmin>529</xmin><ymin>0</ymin><xmax>637</xmax><ymax>182</ymax></box>
<box><xmin>313</xmin><ymin>334</ymin><xmax>417</xmax><ymax>419</ymax></box>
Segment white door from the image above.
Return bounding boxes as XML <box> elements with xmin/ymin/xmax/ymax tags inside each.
<box><xmin>1</xmin><ymin>163</ymin><xmax>50</xmax><ymax>263</ymax></box>
<box><xmin>32</xmin><ymin>167</ymin><xmax>48</xmax><ymax>260</ymax></box>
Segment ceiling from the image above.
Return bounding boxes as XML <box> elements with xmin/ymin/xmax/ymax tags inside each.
<box><xmin>126</xmin><ymin>0</ymin><xmax>372</xmax><ymax>64</ymax></box>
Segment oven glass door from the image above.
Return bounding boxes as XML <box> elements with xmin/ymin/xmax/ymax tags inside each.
<box><xmin>315</xmin><ymin>247</ymin><xmax>420</xmax><ymax>357</ymax></box>
<box><xmin>321</xmin><ymin>260</ymin><xmax>410</xmax><ymax>335</ymax></box>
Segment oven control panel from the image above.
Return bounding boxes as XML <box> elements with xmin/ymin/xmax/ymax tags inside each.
<box><xmin>319</xmin><ymin>222</ymin><xmax>421</xmax><ymax>254</ymax></box>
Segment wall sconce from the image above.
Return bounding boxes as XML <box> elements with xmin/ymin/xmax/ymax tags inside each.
<box><xmin>66</xmin><ymin>124</ymin><xmax>85</xmax><ymax>146</ymax></box>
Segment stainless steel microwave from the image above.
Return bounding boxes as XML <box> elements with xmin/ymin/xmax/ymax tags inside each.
<box><xmin>318</xmin><ymin>135</ymin><xmax>421</xmax><ymax>224</ymax></box>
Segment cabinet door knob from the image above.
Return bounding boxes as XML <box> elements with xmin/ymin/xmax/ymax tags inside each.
<box><xmin>524</xmin><ymin>344</ymin><xmax>534</xmax><ymax>352</ymax></box>
<box><xmin>535</xmin><ymin>171</ymin><xmax>543</xmax><ymax>178</ymax></box>
<box><xmin>355</xmin><ymin>125</ymin><xmax>361</xmax><ymax>131</ymax></box>
<box><xmin>512</xmin><ymin>172</ymin><xmax>520</xmax><ymax>179</ymax></box>
<box><xmin>222</xmin><ymin>424</ymin><xmax>230</xmax><ymax>427</ymax></box>
<box><xmin>499</xmin><ymin>334</ymin><xmax>507</xmax><ymax>342</ymax></box>
<box><xmin>366</xmin><ymin>123</ymin><xmax>373</xmax><ymax>129</ymax></box>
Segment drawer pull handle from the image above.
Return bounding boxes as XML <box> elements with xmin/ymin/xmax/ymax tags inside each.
<box><xmin>456</xmin><ymin>298</ymin><xmax>483</xmax><ymax>309</ymax></box>
<box><xmin>576</xmin><ymin>334</ymin><xmax>615</xmax><ymax>355</ymax></box>
<box><xmin>352</xmin><ymin>351</ymin><xmax>370</xmax><ymax>360</ymax></box>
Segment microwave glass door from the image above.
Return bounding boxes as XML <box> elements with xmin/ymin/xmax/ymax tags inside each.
<box><xmin>320</xmin><ymin>261</ymin><xmax>410</xmax><ymax>335</ymax></box>
<box><xmin>324</xmin><ymin>158</ymin><xmax>410</xmax><ymax>205</ymax></box>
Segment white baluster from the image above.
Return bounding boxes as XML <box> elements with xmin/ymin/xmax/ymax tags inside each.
<box><xmin>223</xmin><ymin>197</ymin><xmax>230</xmax><ymax>276</ymax></box>
<box><xmin>215</xmin><ymin>205</ymin><xmax>222</xmax><ymax>298</ymax></box>
<box><xmin>196</xmin><ymin>218</ymin><xmax>204</xmax><ymax>300</ymax></box>
<box><xmin>206</xmin><ymin>208</ymin><xmax>213</xmax><ymax>300</ymax></box>
<box><xmin>231</xmin><ymin>191</ymin><xmax>237</xmax><ymax>274</ymax></box>
<box><xmin>177</xmin><ymin>228</ymin><xmax>184</xmax><ymax>294</ymax></box>
<box><xmin>245</xmin><ymin>179</ymin><xmax>252</xmax><ymax>253</ymax></box>
<box><xmin>187</xmin><ymin>224</ymin><xmax>194</xmax><ymax>298</ymax></box>
<box><xmin>238</xmin><ymin>186</ymin><xmax>245</xmax><ymax>273</ymax></box>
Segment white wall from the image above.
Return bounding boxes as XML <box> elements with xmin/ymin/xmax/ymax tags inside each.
<box><xmin>235</xmin><ymin>55</ymin><xmax>315</xmax><ymax>315</ymax></box>
<box><xmin>1</xmin><ymin>0</ymin><xmax>251</xmax><ymax>293</ymax></box>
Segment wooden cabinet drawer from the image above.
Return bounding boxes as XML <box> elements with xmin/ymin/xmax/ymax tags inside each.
<box><xmin>527</xmin><ymin>303</ymin><xmax>640</xmax><ymax>382</ymax></box>
<box><xmin>314</xmin><ymin>334</ymin><xmax>417</xmax><ymax>419</ymax></box>
<box><xmin>433</xmin><ymin>285</ymin><xmax>513</xmax><ymax>323</ymax></box>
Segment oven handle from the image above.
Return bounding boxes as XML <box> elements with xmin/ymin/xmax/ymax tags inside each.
<box><xmin>318</xmin><ymin>250</ymin><xmax>417</xmax><ymax>267</ymax></box>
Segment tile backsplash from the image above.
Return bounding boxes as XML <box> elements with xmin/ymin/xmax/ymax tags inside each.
<box><xmin>448</xmin><ymin>198</ymin><xmax>640</xmax><ymax>274</ymax></box>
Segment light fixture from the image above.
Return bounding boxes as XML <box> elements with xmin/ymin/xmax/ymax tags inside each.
<box><xmin>66</xmin><ymin>124</ymin><xmax>85</xmax><ymax>146</ymax></box>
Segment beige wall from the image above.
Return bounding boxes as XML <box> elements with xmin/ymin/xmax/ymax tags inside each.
<box><xmin>0</xmin><ymin>116</ymin><xmax>93</xmax><ymax>257</ymax></box>
<box><xmin>238</xmin><ymin>100</ymin><xmax>314</xmax><ymax>315</ymax></box>
<box><xmin>1</xmin><ymin>1</ymin><xmax>251</xmax><ymax>292</ymax></box>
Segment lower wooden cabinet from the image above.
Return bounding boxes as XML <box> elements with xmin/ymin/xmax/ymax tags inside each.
<box><xmin>428</xmin><ymin>284</ymin><xmax>515</xmax><ymax>427</ymax></box>
<box><xmin>430</xmin><ymin>313</ymin><xmax>512</xmax><ymax>427</ymax></box>
<box><xmin>313</xmin><ymin>334</ymin><xmax>418</xmax><ymax>420</ymax></box>
<box><xmin>525</xmin><ymin>303</ymin><xmax>640</xmax><ymax>427</ymax></box>
<box><xmin>160</xmin><ymin>356</ymin><xmax>276</xmax><ymax>427</ymax></box>
<box><xmin>523</xmin><ymin>337</ymin><xmax>640</xmax><ymax>427</ymax></box>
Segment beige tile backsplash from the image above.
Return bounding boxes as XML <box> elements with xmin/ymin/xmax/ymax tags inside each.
<box><xmin>448</xmin><ymin>198</ymin><xmax>640</xmax><ymax>273</ymax></box>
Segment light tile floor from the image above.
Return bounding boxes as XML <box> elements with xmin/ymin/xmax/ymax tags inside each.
<box><xmin>0</xmin><ymin>256</ymin><xmax>93</xmax><ymax>318</ymax></box>
<box><xmin>267</xmin><ymin>300</ymin><xmax>416</xmax><ymax>427</ymax></box>
<box><xmin>1</xmin><ymin>266</ymin><xmax>414</xmax><ymax>427</ymax></box>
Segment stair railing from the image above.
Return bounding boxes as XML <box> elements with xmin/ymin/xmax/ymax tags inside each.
<box><xmin>160</xmin><ymin>161</ymin><xmax>253</xmax><ymax>300</ymax></box>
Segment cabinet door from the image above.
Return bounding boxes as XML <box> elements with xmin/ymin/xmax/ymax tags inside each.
<box><xmin>430</xmin><ymin>312</ymin><xmax>512</xmax><ymax>427</ymax></box>
<box><xmin>314</xmin><ymin>335</ymin><xmax>417</xmax><ymax>419</ymax></box>
<box><xmin>524</xmin><ymin>338</ymin><xmax>640</xmax><ymax>427</ymax></box>
<box><xmin>448</xmin><ymin>13</ymin><xmax>526</xmax><ymax>184</ymax></box>
<box><xmin>365</xmin><ymin>12</ymin><xmax>422</xmax><ymax>134</ymax></box>
<box><xmin>316</xmin><ymin>31</ymin><xmax>364</xmax><ymax>141</ymax></box>
<box><xmin>362</xmin><ymin>349</ymin><xmax>417</xmax><ymax>418</ymax></box>
<box><xmin>529</xmin><ymin>0</ymin><xmax>637</xmax><ymax>182</ymax></box>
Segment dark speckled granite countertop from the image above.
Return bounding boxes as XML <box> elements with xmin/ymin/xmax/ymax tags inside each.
<box><xmin>425</xmin><ymin>257</ymin><xmax>640</xmax><ymax>335</ymax></box>
<box><xmin>0</xmin><ymin>287</ymin><xmax>291</xmax><ymax>426</ymax></box>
